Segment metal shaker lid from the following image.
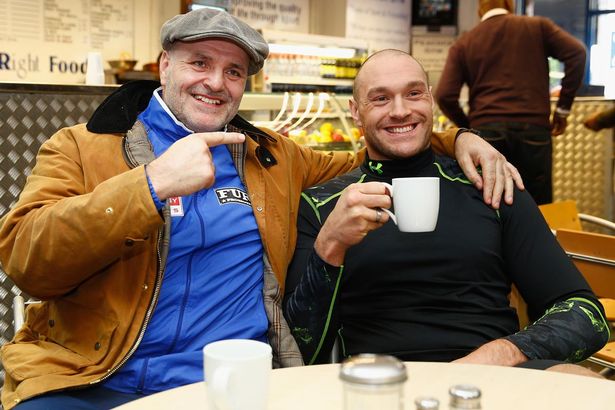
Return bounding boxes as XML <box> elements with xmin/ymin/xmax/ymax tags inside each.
<box><xmin>415</xmin><ymin>396</ymin><xmax>440</xmax><ymax>410</ymax></box>
<box><xmin>448</xmin><ymin>384</ymin><xmax>481</xmax><ymax>409</ymax></box>
<box><xmin>339</xmin><ymin>354</ymin><xmax>407</xmax><ymax>385</ymax></box>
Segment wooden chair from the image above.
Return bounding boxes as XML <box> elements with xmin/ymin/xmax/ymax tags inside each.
<box><xmin>538</xmin><ymin>200</ymin><xmax>583</xmax><ymax>231</ymax></box>
<box><xmin>539</xmin><ymin>200</ymin><xmax>615</xmax><ymax>233</ymax></box>
<box><xmin>556</xmin><ymin>229</ymin><xmax>615</xmax><ymax>371</ymax></box>
<box><xmin>538</xmin><ymin>200</ymin><xmax>615</xmax><ymax>372</ymax></box>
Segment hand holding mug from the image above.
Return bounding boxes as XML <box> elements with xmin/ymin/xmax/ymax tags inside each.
<box><xmin>314</xmin><ymin>182</ymin><xmax>391</xmax><ymax>266</ymax></box>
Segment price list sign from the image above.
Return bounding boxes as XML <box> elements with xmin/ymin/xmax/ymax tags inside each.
<box><xmin>0</xmin><ymin>0</ymin><xmax>134</xmax><ymax>83</ymax></box>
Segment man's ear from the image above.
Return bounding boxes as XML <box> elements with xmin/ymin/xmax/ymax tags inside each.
<box><xmin>349</xmin><ymin>98</ymin><xmax>362</xmax><ymax>128</ymax></box>
<box><xmin>429</xmin><ymin>85</ymin><xmax>435</xmax><ymax>109</ymax></box>
<box><xmin>159</xmin><ymin>51</ymin><xmax>170</xmax><ymax>85</ymax></box>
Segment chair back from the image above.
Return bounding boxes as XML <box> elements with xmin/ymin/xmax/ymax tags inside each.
<box><xmin>555</xmin><ymin>229</ymin><xmax>615</xmax><ymax>302</ymax></box>
<box><xmin>538</xmin><ymin>200</ymin><xmax>582</xmax><ymax>231</ymax></box>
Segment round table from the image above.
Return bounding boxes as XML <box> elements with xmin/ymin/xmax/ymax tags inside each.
<box><xmin>113</xmin><ymin>362</ymin><xmax>615</xmax><ymax>409</ymax></box>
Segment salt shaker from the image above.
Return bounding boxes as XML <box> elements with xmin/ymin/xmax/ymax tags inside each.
<box><xmin>339</xmin><ymin>354</ymin><xmax>407</xmax><ymax>410</ymax></box>
<box><xmin>448</xmin><ymin>384</ymin><xmax>481</xmax><ymax>409</ymax></box>
<box><xmin>415</xmin><ymin>396</ymin><xmax>440</xmax><ymax>409</ymax></box>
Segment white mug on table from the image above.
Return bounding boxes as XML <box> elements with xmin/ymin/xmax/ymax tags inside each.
<box><xmin>203</xmin><ymin>339</ymin><xmax>272</xmax><ymax>410</ymax></box>
<box><xmin>381</xmin><ymin>177</ymin><xmax>440</xmax><ymax>232</ymax></box>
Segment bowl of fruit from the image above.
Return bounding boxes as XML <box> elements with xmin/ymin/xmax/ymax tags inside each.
<box><xmin>310</xmin><ymin>123</ymin><xmax>361</xmax><ymax>151</ymax></box>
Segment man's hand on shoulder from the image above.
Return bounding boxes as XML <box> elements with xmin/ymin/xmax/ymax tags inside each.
<box><xmin>454</xmin><ymin>131</ymin><xmax>524</xmax><ymax>209</ymax></box>
<box><xmin>146</xmin><ymin>132</ymin><xmax>245</xmax><ymax>200</ymax></box>
<box><xmin>314</xmin><ymin>182</ymin><xmax>391</xmax><ymax>266</ymax></box>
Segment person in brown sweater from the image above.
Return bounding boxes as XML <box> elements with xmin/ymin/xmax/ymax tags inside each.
<box><xmin>435</xmin><ymin>0</ymin><xmax>586</xmax><ymax>205</ymax></box>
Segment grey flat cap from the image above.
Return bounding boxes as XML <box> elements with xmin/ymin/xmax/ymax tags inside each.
<box><xmin>161</xmin><ymin>8</ymin><xmax>269</xmax><ymax>75</ymax></box>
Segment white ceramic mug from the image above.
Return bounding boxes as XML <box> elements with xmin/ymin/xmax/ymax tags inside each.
<box><xmin>85</xmin><ymin>52</ymin><xmax>105</xmax><ymax>85</ymax></box>
<box><xmin>381</xmin><ymin>177</ymin><xmax>440</xmax><ymax>232</ymax></box>
<box><xmin>203</xmin><ymin>339</ymin><xmax>272</xmax><ymax>410</ymax></box>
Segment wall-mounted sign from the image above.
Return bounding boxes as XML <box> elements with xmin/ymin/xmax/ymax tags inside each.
<box><xmin>411</xmin><ymin>35</ymin><xmax>455</xmax><ymax>72</ymax></box>
<box><xmin>229</xmin><ymin>0</ymin><xmax>309</xmax><ymax>32</ymax></box>
<box><xmin>0</xmin><ymin>0</ymin><xmax>134</xmax><ymax>83</ymax></box>
<box><xmin>346</xmin><ymin>0</ymin><xmax>411</xmax><ymax>52</ymax></box>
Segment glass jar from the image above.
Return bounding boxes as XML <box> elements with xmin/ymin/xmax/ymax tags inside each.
<box><xmin>448</xmin><ymin>384</ymin><xmax>482</xmax><ymax>409</ymax></box>
<box><xmin>339</xmin><ymin>354</ymin><xmax>407</xmax><ymax>410</ymax></box>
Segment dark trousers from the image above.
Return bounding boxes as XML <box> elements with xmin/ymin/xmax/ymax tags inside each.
<box><xmin>13</xmin><ymin>386</ymin><xmax>144</xmax><ymax>410</ymax></box>
<box><xmin>477</xmin><ymin>122</ymin><xmax>552</xmax><ymax>205</ymax></box>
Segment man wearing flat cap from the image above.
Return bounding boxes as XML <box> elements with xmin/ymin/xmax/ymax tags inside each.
<box><xmin>0</xmin><ymin>8</ymin><xmax>521</xmax><ymax>409</ymax></box>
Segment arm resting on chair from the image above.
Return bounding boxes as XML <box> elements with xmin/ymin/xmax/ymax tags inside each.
<box><xmin>505</xmin><ymin>296</ymin><xmax>609</xmax><ymax>362</ymax></box>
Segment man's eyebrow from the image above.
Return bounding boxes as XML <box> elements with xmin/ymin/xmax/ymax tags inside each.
<box><xmin>184</xmin><ymin>52</ymin><xmax>247</xmax><ymax>73</ymax></box>
<box><xmin>366</xmin><ymin>81</ymin><xmax>428</xmax><ymax>96</ymax></box>
<box><xmin>227</xmin><ymin>61</ymin><xmax>248</xmax><ymax>73</ymax></box>
<box><xmin>405</xmin><ymin>80</ymin><xmax>428</xmax><ymax>89</ymax></box>
<box><xmin>366</xmin><ymin>86</ymin><xmax>389</xmax><ymax>96</ymax></box>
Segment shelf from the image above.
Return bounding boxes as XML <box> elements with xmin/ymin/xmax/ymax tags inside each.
<box><xmin>238</xmin><ymin>92</ymin><xmax>361</xmax><ymax>154</ymax></box>
<box><xmin>239</xmin><ymin>92</ymin><xmax>352</xmax><ymax>112</ymax></box>
<box><xmin>265</xmin><ymin>76</ymin><xmax>354</xmax><ymax>87</ymax></box>
<box><xmin>262</xmin><ymin>29</ymin><xmax>368</xmax><ymax>52</ymax></box>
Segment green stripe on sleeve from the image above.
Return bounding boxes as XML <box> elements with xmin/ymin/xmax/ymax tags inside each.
<box><xmin>309</xmin><ymin>265</ymin><xmax>345</xmax><ymax>365</ymax></box>
<box><xmin>301</xmin><ymin>192</ymin><xmax>322</xmax><ymax>224</ymax></box>
<box><xmin>569</xmin><ymin>297</ymin><xmax>611</xmax><ymax>339</ymax></box>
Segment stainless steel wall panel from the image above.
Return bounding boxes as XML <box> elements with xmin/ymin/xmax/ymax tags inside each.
<box><xmin>552</xmin><ymin>99</ymin><xmax>614</xmax><ymax>232</ymax></box>
<box><xmin>0</xmin><ymin>85</ymin><xmax>115</xmax><ymax>374</ymax></box>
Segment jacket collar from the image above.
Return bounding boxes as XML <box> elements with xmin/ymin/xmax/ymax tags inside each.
<box><xmin>86</xmin><ymin>80</ymin><xmax>274</xmax><ymax>144</ymax></box>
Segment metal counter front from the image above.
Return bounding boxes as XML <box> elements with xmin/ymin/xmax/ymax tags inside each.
<box><xmin>0</xmin><ymin>83</ymin><xmax>117</xmax><ymax>381</ymax></box>
<box><xmin>550</xmin><ymin>98</ymin><xmax>614</xmax><ymax>227</ymax></box>
<box><xmin>0</xmin><ymin>84</ymin><xmax>613</xmax><ymax>382</ymax></box>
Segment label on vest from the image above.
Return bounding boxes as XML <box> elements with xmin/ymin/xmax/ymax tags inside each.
<box><xmin>215</xmin><ymin>188</ymin><xmax>251</xmax><ymax>206</ymax></box>
<box><xmin>169</xmin><ymin>196</ymin><xmax>184</xmax><ymax>217</ymax></box>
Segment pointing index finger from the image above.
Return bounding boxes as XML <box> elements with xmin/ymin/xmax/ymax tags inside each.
<box><xmin>196</xmin><ymin>132</ymin><xmax>245</xmax><ymax>147</ymax></box>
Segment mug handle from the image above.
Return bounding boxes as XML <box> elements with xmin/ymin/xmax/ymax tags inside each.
<box><xmin>379</xmin><ymin>182</ymin><xmax>397</xmax><ymax>226</ymax></box>
<box><xmin>210</xmin><ymin>366</ymin><xmax>233</xmax><ymax>410</ymax></box>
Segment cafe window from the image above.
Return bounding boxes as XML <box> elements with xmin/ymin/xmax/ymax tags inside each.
<box><xmin>587</xmin><ymin>0</ymin><xmax>615</xmax><ymax>93</ymax></box>
<box><xmin>521</xmin><ymin>0</ymin><xmax>615</xmax><ymax>95</ymax></box>
<box><xmin>527</xmin><ymin>0</ymin><xmax>586</xmax><ymax>92</ymax></box>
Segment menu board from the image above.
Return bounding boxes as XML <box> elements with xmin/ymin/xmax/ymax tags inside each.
<box><xmin>229</xmin><ymin>0</ymin><xmax>309</xmax><ymax>32</ymax></box>
<box><xmin>0</xmin><ymin>0</ymin><xmax>134</xmax><ymax>83</ymax></box>
<box><xmin>411</xmin><ymin>35</ymin><xmax>456</xmax><ymax>72</ymax></box>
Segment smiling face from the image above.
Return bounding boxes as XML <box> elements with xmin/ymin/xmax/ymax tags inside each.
<box><xmin>350</xmin><ymin>51</ymin><xmax>434</xmax><ymax>161</ymax></box>
<box><xmin>159</xmin><ymin>39</ymin><xmax>249</xmax><ymax>132</ymax></box>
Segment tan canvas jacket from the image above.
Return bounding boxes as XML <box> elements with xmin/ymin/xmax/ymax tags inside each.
<box><xmin>0</xmin><ymin>116</ymin><xmax>456</xmax><ymax>408</ymax></box>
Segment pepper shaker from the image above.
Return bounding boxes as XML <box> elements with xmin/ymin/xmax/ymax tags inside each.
<box><xmin>448</xmin><ymin>384</ymin><xmax>482</xmax><ymax>409</ymax></box>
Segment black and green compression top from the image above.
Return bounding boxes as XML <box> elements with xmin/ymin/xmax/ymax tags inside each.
<box><xmin>284</xmin><ymin>148</ymin><xmax>609</xmax><ymax>365</ymax></box>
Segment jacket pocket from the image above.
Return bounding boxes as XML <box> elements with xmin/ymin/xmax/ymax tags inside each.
<box><xmin>46</xmin><ymin>299</ymin><xmax>118</xmax><ymax>364</ymax></box>
<box><xmin>2</xmin><ymin>330</ymin><xmax>91</xmax><ymax>382</ymax></box>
